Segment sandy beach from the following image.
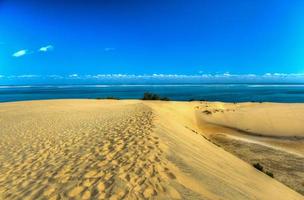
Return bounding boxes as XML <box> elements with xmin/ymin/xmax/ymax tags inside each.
<box><xmin>0</xmin><ymin>99</ymin><xmax>303</xmax><ymax>200</ymax></box>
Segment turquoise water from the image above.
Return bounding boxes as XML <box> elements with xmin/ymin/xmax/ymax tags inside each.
<box><xmin>1</xmin><ymin>84</ymin><xmax>304</xmax><ymax>103</ymax></box>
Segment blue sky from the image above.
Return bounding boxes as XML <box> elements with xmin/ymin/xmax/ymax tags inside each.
<box><xmin>1</xmin><ymin>0</ymin><xmax>304</xmax><ymax>83</ymax></box>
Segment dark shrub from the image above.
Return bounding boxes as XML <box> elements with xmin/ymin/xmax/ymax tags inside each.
<box><xmin>106</xmin><ymin>96</ymin><xmax>119</xmax><ymax>100</ymax></box>
<box><xmin>143</xmin><ymin>92</ymin><xmax>160</xmax><ymax>100</ymax></box>
<box><xmin>96</xmin><ymin>97</ymin><xmax>119</xmax><ymax>100</ymax></box>
<box><xmin>253</xmin><ymin>163</ymin><xmax>264</xmax><ymax>172</ymax></box>
<box><xmin>265</xmin><ymin>171</ymin><xmax>274</xmax><ymax>178</ymax></box>
<box><xmin>202</xmin><ymin>110</ymin><xmax>212</xmax><ymax>115</ymax></box>
<box><xmin>161</xmin><ymin>97</ymin><xmax>170</xmax><ymax>101</ymax></box>
<box><xmin>142</xmin><ymin>92</ymin><xmax>170</xmax><ymax>101</ymax></box>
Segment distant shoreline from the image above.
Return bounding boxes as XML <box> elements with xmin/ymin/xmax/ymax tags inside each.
<box><xmin>2</xmin><ymin>98</ymin><xmax>304</xmax><ymax>105</ymax></box>
<box><xmin>2</xmin><ymin>82</ymin><xmax>304</xmax><ymax>87</ymax></box>
<box><xmin>2</xmin><ymin>84</ymin><xmax>304</xmax><ymax>103</ymax></box>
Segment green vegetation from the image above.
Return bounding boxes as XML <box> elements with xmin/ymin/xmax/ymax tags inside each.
<box><xmin>202</xmin><ymin>110</ymin><xmax>212</xmax><ymax>115</ymax></box>
<box><xmin>95</xmin><ymin>96</ymin><xmax>119</xmax><ymax>100</ymax></box>
<box><xmin>253</xmin><ymin>163</ymin><xmax>263</xmax><ymax>171</ymax></box>
<box><xmin>105</xmin><ymin>96</ymin><xmax>119</xmax><ymax>100</ymax></box>
<box><xmin>265</xmin><ymin>171</ymin><xmax>274</xmax><ymax>178</ymax></box>
<box><xmin>142</xmin><ymin>92</ymin><xmax>170</xmax><ymax>101</ymax></box>
<box><xmin>189</xmin><ymin>99</ymin><xmax>207</xmax><ymax>101</ymax></box>
<box><xmin>253</xmin><ymin>163</ymin><xmax>274</xmax><ymax>178</ymax></box>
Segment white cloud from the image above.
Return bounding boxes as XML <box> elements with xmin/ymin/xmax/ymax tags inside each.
<box><xmin>223</xmin><ymin>72</ymin><xmax>231</xmax><ymax>77</ymax></box>
<box><xmin>16</xmin><ymin>75</ymin><xmax>40</xmax><ymax>78</ymax></box>
<box><xmin>12</xmin><ymin>49</ymin><xmax>27</xmax><ymax>57</ymax></box>
<box><xmin>69</xmin><ymin>74</ymin><xmax>79</xmax><ymax>78</ymax></box>
<box><xmin>4</xmin><ymin>75</ymin><xmax>40</xmax><ymax>79</ymax></box>
<box><xmin>47</xmin><ymin>75</ymin><xmax>63</xmax><ymax>79</ymax></box>
<box><xmin>2</xmin><ymin>73</ymin><xmax>304</xmax><ymax>83</ymax></box>
<box><xmin>264</xmin><ymin>73</ymin><xmax>272</xmax><ymax>76</ymax></box>
<box><xmin>104</xmin><ymin>47</ymin><xmax>115</xmax><ymax>52</ymax></box>
<box><xmin>39</xmin><ymin>45</ymin><xmax>54</xmax><ymax>52</ymax></box>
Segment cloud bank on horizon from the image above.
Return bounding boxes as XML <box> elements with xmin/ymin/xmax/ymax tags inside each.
<box><xmin>1</xmin><ymin>73</ymin><xmax>304</xmax><ymax>84</ymax></box>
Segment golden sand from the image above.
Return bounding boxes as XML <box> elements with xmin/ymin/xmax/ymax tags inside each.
<box><xmin>0</xmin><ymin>100</ymin><xmax>303</xmax><ymax>199</ymax></box>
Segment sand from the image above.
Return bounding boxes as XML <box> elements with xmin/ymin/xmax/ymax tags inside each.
<box><xmin>0</xmin><ymin>99</ymin><xmax>303</xmax><ymax>199</ymax></box>
<box><xmin>197</xmin><ymin>101</ymin><xmax>304</xmax><ymax>138</ymax></box>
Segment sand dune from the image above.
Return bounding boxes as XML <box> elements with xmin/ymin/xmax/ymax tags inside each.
<box><xmin>0</xmin><ymin>100</ymin><xmax>303</xmax><ymax>199</ymax></box>
<box><xmin>197</xmin><ymin>101</ymin><xmax>304</xmax><ymax>138</ymax></box>
<box><xmin>195</xmin><ymin>101</ymin><xmax>304</xmax><ymax>195</ymax></box>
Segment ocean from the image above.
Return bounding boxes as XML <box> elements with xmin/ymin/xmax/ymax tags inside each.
<box><xmin>1</xmin><ymin>84</ymin><xmax>304</xmax><ymax>103</ymax></box>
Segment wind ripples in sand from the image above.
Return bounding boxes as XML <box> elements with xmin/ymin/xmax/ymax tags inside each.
<box><xmin>0</xmin><ymin>103</ymin><xmax>176</xmax><ymax>200</ymax></box>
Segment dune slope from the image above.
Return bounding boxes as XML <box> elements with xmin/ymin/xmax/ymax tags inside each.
<box><xmin>0</xmin><ymin>100</ymin><xmax>303</xmax><ymax>200</ymax></box>
<box><xmin>196</xmin><ymin>101</ymin><xmax>304</xmax><ymax>195</ymax></box>
<box><xmin>146</xmin><ymin>101</ymin><xmax>304</xmax><ymax>199</ymax></box>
